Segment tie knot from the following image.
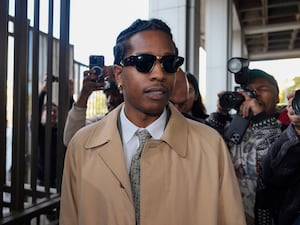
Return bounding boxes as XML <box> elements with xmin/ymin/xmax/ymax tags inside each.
<box><xmin>135</xmin><ymin>129</ymin><xmax>151</xmax><ymax>148</ymax></box>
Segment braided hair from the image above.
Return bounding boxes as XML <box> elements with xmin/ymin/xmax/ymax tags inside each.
<box><xmin>113</xmin><ymin>18</ymin><xmax>178</xmax><ymax>65</ymax></box>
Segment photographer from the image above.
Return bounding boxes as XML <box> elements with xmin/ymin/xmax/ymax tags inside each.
<box><xmin>206</xmin><ymin>69</ymin><xmax>282</xmax><ymax>225</ymax></box>
<box><xmin>261</xmin><ymin>90</ymin><xmax>300</xmax><ymax>225</ymax></box>
<box><xmin>63</xmin><ymin>66</ymin><xmax>124</xmax><ymax>146</ymax></box>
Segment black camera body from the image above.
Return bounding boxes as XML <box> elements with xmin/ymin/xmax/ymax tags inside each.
<box><xmin>89</xmin><ymin>55</ymin><xmax>105</xmax><ymax>82</ymax></box>
<box><xmin>220</xmin><ymin>89</ymin><xmax>255</xmax><ymax>111</ymax></box>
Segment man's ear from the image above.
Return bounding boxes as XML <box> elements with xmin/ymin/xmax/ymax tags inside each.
<box><xmin>113</xmin><ymin>65</ymin><xmax>122</xmax><ymax>85</ymax></box>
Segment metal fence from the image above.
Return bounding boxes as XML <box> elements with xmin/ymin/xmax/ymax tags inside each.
<box><xmin>0</xmin><ymin>0</ymin><xmax>77</xmax><ymax>224</ymax></box>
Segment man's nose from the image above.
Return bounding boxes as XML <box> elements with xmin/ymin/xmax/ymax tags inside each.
<box><xmin>149</xmin><ymin>61</ymin><xmax>166</xmax><ymax>80</ymax></box>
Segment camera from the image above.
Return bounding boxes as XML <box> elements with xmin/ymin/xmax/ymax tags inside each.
<box><xmin>89</xmin><ymin>55</ymin><xmax>105</xmax><ymax>82</ymax></box>
<box><xmin>292</xmin><ymin>89</ymin><xmax>300</xmax><ymax>115</ymax></box>
<box><xmin>221</xmin><ymin>57</ymin><xmax>254</xmax><ymax>144</ymax></box>
<box><xmin>219</xmin><ymin>57</ymin><xmax>254</xmax><ymax>111</ymax></box>
<box><xmin>220</xmin><ymin>89</ymin><xmax>255</xmax><ymax>111</ymax></box>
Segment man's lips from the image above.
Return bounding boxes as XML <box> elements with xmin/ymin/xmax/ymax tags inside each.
<box><xmin>144</xmin><ymin>87</ymin><xmax>168</xmax><ymax>100</ymax></box>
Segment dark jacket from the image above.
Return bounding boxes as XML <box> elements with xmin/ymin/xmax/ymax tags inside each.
<box><xmin>262</xmin><ymin>124</ymin><xmax>300</xmax><ymax>225</ymax></box>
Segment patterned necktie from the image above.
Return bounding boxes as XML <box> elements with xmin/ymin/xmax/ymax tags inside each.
<box><xmin>129</xmin><ymin>129</ymin><xmax>151</xmax><ymax>225</ymax></box>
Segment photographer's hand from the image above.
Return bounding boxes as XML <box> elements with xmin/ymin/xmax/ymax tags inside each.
<box><xmin>102</xmin><ymin>66</ymin><xmax>115</xmax><ymax>82</ymax></box>
<box><xmin>75</xmin><ymin>69</ymin><xmax>104</xmax><ymax>108</ymax></box>
<box><xmin>287</xmin><ymin>90</ymin><xmax>296</xmax><ymax>101</ymax></box>
<box><xmin>238</xmin><ymin>90</ymin><xmax>264</xmax><ymax>118</ymax></box>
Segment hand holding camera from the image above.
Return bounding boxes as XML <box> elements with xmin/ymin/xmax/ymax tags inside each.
<box><xmin>291</xmin><ymin>90</ymin><xmax>300</xmax><ymax>115</ymax></box>
<box><xmin>75</xmin><ymin>55</ymin><xmax>111</xmax><ymax>108</ymax></box>
<box><xmin>221</xmin><ymin>57</ymin><xmax>253</xmax><ymax>144</ymax></box>
<box><xmin>236</xmin><ymin>89</ymin><xmax>264</xmax><ymax>118</ymax></box>
<box><xmin>81</xmin><ymin>55</ymin><xmax>107</xmax><ymax>96</ymax></box>
<box><xmin>219</xmin><ymin>57</ymin><xmax>254</xmax><ymax>112</ymax></box>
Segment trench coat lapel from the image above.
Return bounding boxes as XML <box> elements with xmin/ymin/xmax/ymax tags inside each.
<box><xmin>85</xmin><ymin>104</ymin><xmax>133</xmax><ymax>202</ymax></box>
<box><xmin>97</xmin><ymin>140</ymin><xmax>133</xmax><ymax>201</ymax></box>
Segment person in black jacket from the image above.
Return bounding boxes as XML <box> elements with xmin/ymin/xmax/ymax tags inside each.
<box><xmin>262</xmin><ymin>90</ymin><xmax>300</xmax><ymax>225</ymax></box>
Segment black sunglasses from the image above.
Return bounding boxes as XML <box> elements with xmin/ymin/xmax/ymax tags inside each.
<box><xmin>120</xmin><ymin>54</ymin><xmax>184</xmax><ymax>74</ymax></box>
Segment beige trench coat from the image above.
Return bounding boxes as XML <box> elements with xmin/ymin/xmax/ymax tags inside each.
<box><xmin>60</xmin><ymin>103</ymin><xmax>246</xmax><ymax>225</ymax></box>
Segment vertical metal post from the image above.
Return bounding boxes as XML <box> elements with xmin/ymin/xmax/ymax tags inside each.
<box><xmin>30</xmin><ymin>0</ymin><xmax>40</xmax><ymax>203</ymax></box>
<box><xmin>186</xmin><ymin>0</ymin><xmax>201</xmax><ymax>76</ymax></box>
<box><xmin>57</xmin><ymin>0</ymin><xmax>71</xmax><ymax>192</ymax></box>
<box><xmin>11</xmin><ymin>0</ymin><xmax>28</xmax><ymax>211</ymax></box>
<box><xmin>44</xmin><ymin>0</ymin><xmax>54</xmax><ymax>194</ymax></box>
<box><xmin>0</xmin><ymin>0</ymin><xmax>9</xmax><ymax>218</ymax></box>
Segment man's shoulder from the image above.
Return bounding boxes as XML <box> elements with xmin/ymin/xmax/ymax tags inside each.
<box><xmin>68</xmin><ymin>112</ymin><xmax>119</xmax><ymax>151</ymax></box>
<box><xmin>181</xmin><ymin>112</ymin><xmax>205</xmax><ymax>123</ymax></box>
<box><xmin>168</xmin><ymin>106</ymin><xmax>221</xmax><ymax>136</ymax></box>
<box><xmin>70</xmin><ymin>108</ymin><xmax>118</xmax><ymax>140</ymax></box>
<box><xmin>180</xmin><ymin>114</ymin><xmax>225</xmax><ymax>145</ymax></box>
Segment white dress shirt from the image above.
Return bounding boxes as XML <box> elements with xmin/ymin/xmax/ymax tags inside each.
<box><xmin>120</xmin><ymin>105</ymin><xmax>167</xmax><ymax>171</ymax></box>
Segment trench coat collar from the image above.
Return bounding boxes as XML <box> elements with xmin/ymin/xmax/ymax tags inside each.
<box><xmin>84</xmin><ymin>103</ymin><xmax>189</xmax><ymax>157</ymax></box>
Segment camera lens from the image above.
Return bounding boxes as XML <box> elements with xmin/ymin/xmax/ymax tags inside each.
<box><xmin>220</xmin><ymin>91</ymin><xmax>245</xmax><ymax>111</ymax></box>
<box><xmin>91</xmin><ymin>66</ymin><xmax>102</xmax><ymax>76</ymax></box>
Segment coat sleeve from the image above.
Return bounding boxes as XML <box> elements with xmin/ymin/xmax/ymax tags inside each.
<box><xmin>63</xmin><ymin>106</ymin><xmax>87</xmax><ymax>146</ymax></box>
<box><xmin>217</xmin><ymin>137</ymin><xmax>247</xmax><ymax>225</ymax></box>
<box><xmin>59</xmin><ymin>140</ymin><xmax>79</xmax><ymax>225</ymax></box>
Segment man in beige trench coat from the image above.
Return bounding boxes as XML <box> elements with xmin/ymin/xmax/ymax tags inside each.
<box><xmin>59</xmin><ymin>18</ymin><xmax>246</xmax><ymax>225</ymax></box>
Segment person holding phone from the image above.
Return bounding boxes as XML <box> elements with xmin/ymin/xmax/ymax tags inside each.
<box><xmin>63</xmin><ymin>65</ymin><xmax>123</xmax><ymax>146</ymax></box>
<box><xmin>60</xmin><ymin>18</ymin><xmax>246</xmax><ymax>225</ymax></box>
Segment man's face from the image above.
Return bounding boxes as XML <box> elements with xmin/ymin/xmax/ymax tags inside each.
<box><xmin>247</xmin><ymin>78</ymin><xmax>279</xmax><ymax>116</ymax></box>
<box><xmin>114</xmin><ymin>30</ymin><xmax>178</xmax><ymax>124</ymax></box>
<box><xmin>169</xmin><ymin>69</ymin><xmax>189</xmax><ymax>112</ymax></box>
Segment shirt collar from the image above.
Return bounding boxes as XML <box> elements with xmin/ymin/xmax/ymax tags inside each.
<box><xmin>120</xmin><ymin>105</ymin><xmax>167</xmax><ymax>144</ymax></box>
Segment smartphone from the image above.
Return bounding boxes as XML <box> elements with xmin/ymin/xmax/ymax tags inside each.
<box><xmin>224</xmin><ymin>114</ymin><xmax>250</xmax><ymax>144</ymax></box>
<box><xmin>89</xmin><ymin>55</ymin><xmax>105</xmax><ymax>82</ymax></box>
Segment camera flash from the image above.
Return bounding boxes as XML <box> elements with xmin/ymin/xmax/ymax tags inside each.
<box><xmin>228</xmin><ymin>58</ymin><xmax>242</xmax><ymax>73</ymax></box>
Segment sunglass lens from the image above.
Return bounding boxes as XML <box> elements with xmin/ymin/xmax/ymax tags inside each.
<box><xmin>122</xmin><ymin>54</ymin><xmax>184</xmax><ymax>74</ymax></box>
<box><xmin>162</xmin><ymin>56</ymin><xmax>181</xmax><ymax>73</ymax></box>
<box><xmin>136</xmin><ymin>55</ymin><xmax>156</xmax><ymax>73</ymax></box>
